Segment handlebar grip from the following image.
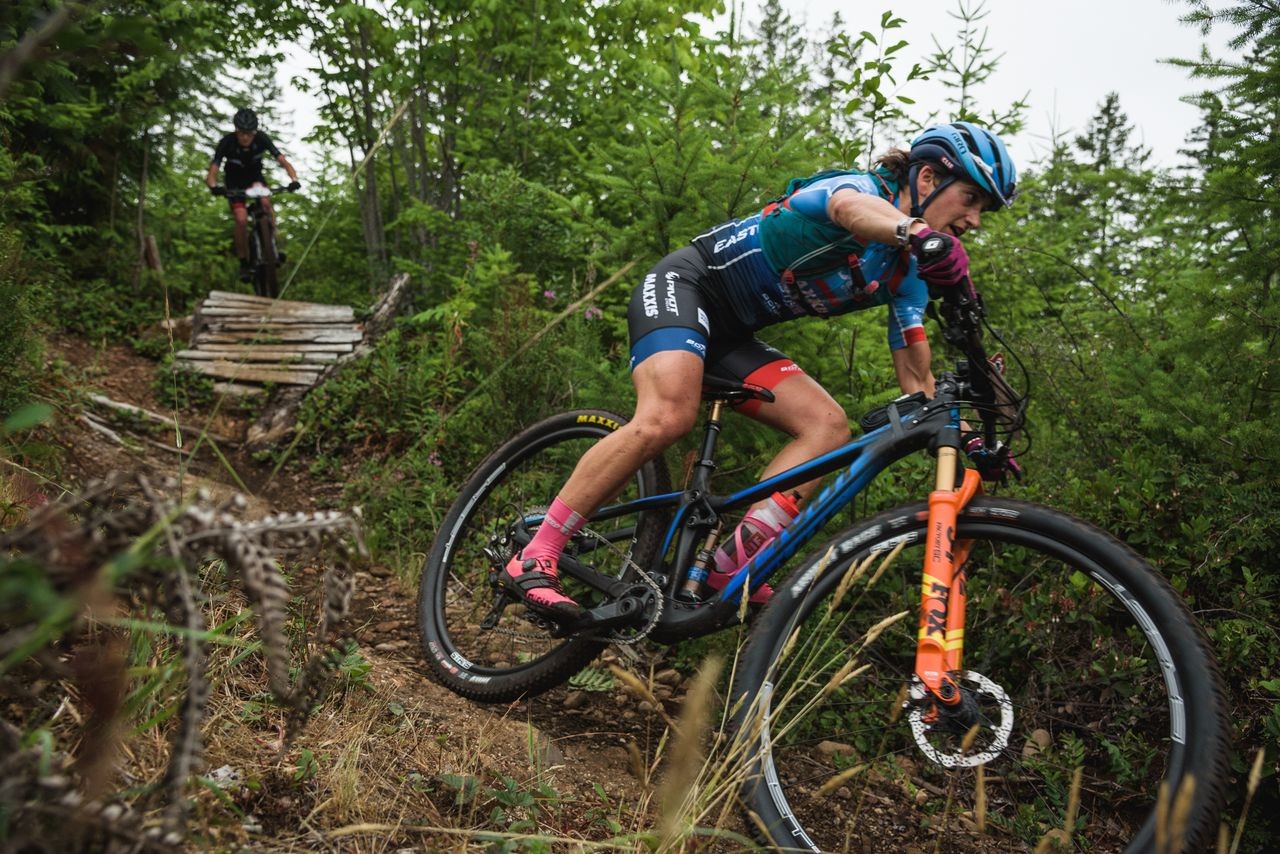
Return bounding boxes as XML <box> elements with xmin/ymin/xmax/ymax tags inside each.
<box><xmin>914</xmin><ymin>232</ymin><xmax>951</xmax><ymax>264</ymax></box>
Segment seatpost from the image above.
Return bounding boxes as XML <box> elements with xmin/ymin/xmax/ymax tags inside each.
<box><xmin>690</xmin><ymin>400</ymin><xmax>725</xmax><ymax>490</ymax></box>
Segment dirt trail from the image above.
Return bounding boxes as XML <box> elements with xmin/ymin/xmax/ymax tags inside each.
<box><xmin>42</xmin><ymin>333</ymin><xmax>683</xmax><ymax>847</ymax></box>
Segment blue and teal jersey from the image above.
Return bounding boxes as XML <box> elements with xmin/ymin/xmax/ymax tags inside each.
<box><xmin>690</xmin><ymin>172</ymin><xmax>930</xmax><ymax>350</ymax></box>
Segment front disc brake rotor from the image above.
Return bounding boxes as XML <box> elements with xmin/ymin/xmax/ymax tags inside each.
<box><xmin>907</xmin><ymin>670</ymin><xmax>1014</xmax><ymax>768</ymax></box>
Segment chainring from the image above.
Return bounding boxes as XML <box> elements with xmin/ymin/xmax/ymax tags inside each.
<box><xmin>481</xmin><ymin>508</ymin><xmax>663</xmax><ymax>645</ymax></box>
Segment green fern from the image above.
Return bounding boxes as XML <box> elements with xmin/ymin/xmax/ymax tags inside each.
<box><xmin>568</xmin><ymin>666</ymin><xmax>615</xmax><ymax>693</ymax></box>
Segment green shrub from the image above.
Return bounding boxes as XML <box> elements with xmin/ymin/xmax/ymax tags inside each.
<box><xmin>0</xmin><ymin>231</ymin><xmax>48</xmax><ymax>414</ymax></box>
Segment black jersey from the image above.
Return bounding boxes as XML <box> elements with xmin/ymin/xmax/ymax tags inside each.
<box><xmin>210</xmin><ymin>132</ymin><xmax>282</xmax><ymax>189</ymax></box>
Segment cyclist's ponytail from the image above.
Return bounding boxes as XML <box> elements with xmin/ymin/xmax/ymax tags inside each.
<box><xmin>874</xmin><ymin>148</ymin><xmax>911</xmax><ymax>185</ymax></box>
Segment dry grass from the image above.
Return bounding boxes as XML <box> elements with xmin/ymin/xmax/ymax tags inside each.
<box><xmin>6</xmin><ymin>487</ymin><xmax>1264</xmax><ymax>853</ymax></box>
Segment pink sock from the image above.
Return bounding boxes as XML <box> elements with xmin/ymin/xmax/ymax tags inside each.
<box><xmin>506</xmin><ymin>497</ymin><xmax>586</xmax><ymax>612</ymax></box>
<box><xmin>518</xmin><ymin>497</ymin><xmax>585</xmax><ymax>572</ymax></box>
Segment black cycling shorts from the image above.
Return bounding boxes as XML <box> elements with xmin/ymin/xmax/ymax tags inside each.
<box><xmin>626</xmin><ymin>246</ymin><xmax>805</xmax><ymax>415</ymax></box>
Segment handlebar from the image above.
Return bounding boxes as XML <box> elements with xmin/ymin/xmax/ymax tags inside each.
<box><xmin>928</xmin><ymin>276</ymin><xmax>1029</xmax><ymax>452</ymax></box>
<box><xmin>211</xmin><ymin>184</ymin><xmax>298</xmax><ymax>200</ymax></box>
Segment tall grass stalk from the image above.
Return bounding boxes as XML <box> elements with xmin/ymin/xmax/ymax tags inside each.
<box><xmin>1228</xmin><ymin>749</ymin><xmax>1265</xmax><ymax>854</ymax></box>
<box><xmin>1168</xmin><ymin>773</ymin><xmax>1195</xmax><ymax>854</ymax></box>
<box><xmin>975</xmin><ymin>765</ymin><xmax>987</xmax><ymax>833</ymax></box>
<box><xmin>657</xmin><ymin>654</ymin><xmax>724</xmax><ymax>846</ymax></box>
<box><xmin>932</xmin><ymin>725</ymin><xmax>983</xmax><ymax>853</ymax></box>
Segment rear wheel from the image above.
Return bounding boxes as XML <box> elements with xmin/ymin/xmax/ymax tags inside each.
<box><xmin>732</xmin><ymin>497</ymin><xmax>1229</xmax><ymax>853</ymax></box>
<box><xmin>417</xmin><ymin>410</ymin><xmax>671</xmax><ymax>702</ymax></box>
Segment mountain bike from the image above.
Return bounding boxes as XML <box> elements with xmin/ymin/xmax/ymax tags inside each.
<box><xmin>416</xmin><ymin>280</ymin><xmax>1229</xmax><ymax>851</ymax></box>
<box><xmin>219</xmin><ymin>185</ymin><xmax>291</xmax><ymax>298</ymax></box>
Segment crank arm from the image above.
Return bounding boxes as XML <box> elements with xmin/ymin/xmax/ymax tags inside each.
<box><xmin>556</xmin><ymin>553</ymin><xmax>635</xmax><ymax>599</ymax></box>
<box><xmin>550</xmin><ymin>592</ymin><xmax>650</xmax><ymax>638</ymax></box>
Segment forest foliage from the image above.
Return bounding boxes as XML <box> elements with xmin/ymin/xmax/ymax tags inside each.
<box><xmin>2</xmin><ymin>0</ymin><xmax>1279</xmax><ymax>845</ymax></box>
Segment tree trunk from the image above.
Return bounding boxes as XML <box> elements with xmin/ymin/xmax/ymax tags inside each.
<box><xmin>354</xmin><ymin>19</ymin><xmax>388</xmax><ymax>285</ymax></box>
<box><xmin>135</xmin><ymin>132</ymin><xmax>149</xmax><ymax>290</ymax></box>
<box><xmin>407</xmin><ymin>98</ymin><xmax>432</xmax><ymax>252</ymax></box>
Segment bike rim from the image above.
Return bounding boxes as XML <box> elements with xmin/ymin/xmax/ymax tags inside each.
<box><xmin>429</xmin><ymin>426</ymin><xmax>650</xmax><ymax>679</ymax></box>
<box><xmin>747</xmin><ymin>521</ymin><xmax>1192</xmax><ymax>852</ymax></box>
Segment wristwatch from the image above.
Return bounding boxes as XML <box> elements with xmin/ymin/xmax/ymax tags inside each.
<box><xmin>895</xmin><ymin>216</ymin><xmax>926</xmax><ymax>247</ymax></box>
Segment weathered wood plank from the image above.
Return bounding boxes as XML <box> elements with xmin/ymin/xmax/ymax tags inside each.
<box><xmin>207</xmin><ymin>290</ymin><xmax>354</xmax><ymax>311</ymax></box>
<box><xmin>178</xmin><ymin>361</ymin><xmax>321</xmax><ymax>385</ymax></box>
<box><xmin>206</xmin><ymin>294</ymin><xmax>355</xmax><ymax>311</ymax></box>
<box><xmin>198</xmin><ymin>308</ymin><xmax>357</xmax><ymax>323</ymax></box>
<box><xmin>176</xmin><ymin>349</ymin><xmax>339</xmax><ymax>363</ymax></box>
<box><xmin>200</xmin><ymin>298</ymin><xmax>354</xmax><ymax>314</ymax></box>
<box><xmin>196</xmin><ymin>329</ymin><xmax>364</xmax><ymax>344</ymax></box>
<box><xmin>202</xmin><ymin>319</ymin><xmax>362</xmax><ymax>331</ymax></box>
<box><xmin>183</xmin><ymin>343</ymin><xmax>352</xmax><ymax>354</ymax></box>
<box><xmin>200</xmin><ymin>311</ymin><xmax>357</xmax><ymax>326</ymax></box>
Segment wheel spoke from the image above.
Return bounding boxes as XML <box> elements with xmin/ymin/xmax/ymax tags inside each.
<box><xmin>735</xmin><ymin>499</ymin><xmax>1226</xmax><ymax>852</ymax></box>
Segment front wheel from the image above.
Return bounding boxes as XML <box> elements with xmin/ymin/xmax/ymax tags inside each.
<box><xmin>731</xmin><ymin>497</ymin><xmax>1228</xmax><ymax>853</ymax></box>
<box><xmin>252</xmin><ymin>215</ymin><xmax>278</xmax><ymax>298</ymax></box>
<box><xmin>417</xmin><ymin>410</ymin><xmax>671</xmax><ymax>703</ymax></box>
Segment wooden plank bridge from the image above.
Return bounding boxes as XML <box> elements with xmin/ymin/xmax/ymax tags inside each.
<box><xmin>178</xmin><ymin>275</ymin><xmax>407</xmax><ymax>398</ymax></box>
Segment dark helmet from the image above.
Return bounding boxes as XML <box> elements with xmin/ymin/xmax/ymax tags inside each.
<box><xmin>907</xmin><ymin>121</ymin><xmax>1017</xmax><ymax>216</ymax></box>
<box><xmin>233</xmin><ymin>108</ymin><xmax>259</xmax><ymax>131</ymax></box>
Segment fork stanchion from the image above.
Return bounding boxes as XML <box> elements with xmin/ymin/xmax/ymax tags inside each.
<box><xmin>917</xmin><ymin>446</ymin><xmax>963</xmax><ymax>705</ymax></box>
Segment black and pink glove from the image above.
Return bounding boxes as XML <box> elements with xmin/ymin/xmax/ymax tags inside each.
<box><xmin>910</xmin><ymin>227</ymin><xmax>970</xmax><ymax>290</ymax></box>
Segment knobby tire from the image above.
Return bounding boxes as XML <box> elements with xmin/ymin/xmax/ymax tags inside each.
<box><xmin>417</xmin><ymin>410</ymin><xmax>670</xmax><ymax>703</ymax></box>
<box><xmin>731</xmin><ymin>497</ymin><xmax>1228</xmax><ymax>853</ymax></box>
<box><xmin>254</xmin><ymin>214</ymin><xmax>278</xmax><ymax>299</ymax></box>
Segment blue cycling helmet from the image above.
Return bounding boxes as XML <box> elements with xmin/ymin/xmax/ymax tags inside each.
<box><xmin>907</xmin><ymin>121</ymin><xmax>1017</xmax><ymax>216</ymax></box>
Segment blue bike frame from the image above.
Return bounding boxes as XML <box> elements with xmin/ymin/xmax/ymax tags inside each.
<box><xmin>538</xmin><ymin>390</ymin><xmax>963</xmax><ymax>643</ymax></box>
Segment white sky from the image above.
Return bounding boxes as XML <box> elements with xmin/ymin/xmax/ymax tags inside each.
<box><xmin>274</xmin><ymin>0</ymin><xmax>1236</xmax><ymax>176</ymax></box>
<box><xmin>771</xmin><ymin>0</ymin><xmax>1234</xmax><ymax>167</ymax></box>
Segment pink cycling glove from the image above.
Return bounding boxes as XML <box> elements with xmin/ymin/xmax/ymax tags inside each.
<box><xmin>909</xmin><ymin>227</ymin><xmax>971</xmax><ymax>290</ymax></box>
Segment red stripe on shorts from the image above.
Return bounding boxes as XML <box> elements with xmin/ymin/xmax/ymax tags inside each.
<box><xmin>735</xmin><ymin>359</ymin><xmax>806</xmax><ymax>417</ymax></box>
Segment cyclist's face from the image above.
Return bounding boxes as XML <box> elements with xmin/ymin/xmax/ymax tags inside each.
<box><xmin>235</xmin><ymin>130</ymin><xmax>256</xmax><ymax>147</ymax></box>
<box><xmin>920</xmin><ymin>174</ymin><xmax>989</xmax><ymax>238</ymax></box>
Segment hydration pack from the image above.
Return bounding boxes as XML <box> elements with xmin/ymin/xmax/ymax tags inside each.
<box><xmin>759</xmin><ymin>168</ymin><xmax>900</xmax><ymax>280</ymax></box>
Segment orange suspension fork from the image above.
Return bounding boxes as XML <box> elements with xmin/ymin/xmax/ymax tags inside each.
<box><xmin>915</xmin><ymin>448</ymin><xmax>983</xmax><ymax>705</ymax></box>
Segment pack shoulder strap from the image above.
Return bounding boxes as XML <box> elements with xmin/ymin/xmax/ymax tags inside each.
<box><xmin>763</xmin><ymin>168</ymin><xmax>902</xmax><ymax>304</ymax></box>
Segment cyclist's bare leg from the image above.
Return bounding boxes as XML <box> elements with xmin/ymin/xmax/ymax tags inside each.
<box><xmin>741</xmin><ymin>372</ymin><xmax>851</xmax><ymax>508</ymax></box>
<box><xmin>561</xmin><ymin>350</ymin><xmax>704</xmax><ymax>511</ymax></box>
<box><xmin>503</xmin><ymin>350</ymin><xmax>704</xmax><ymax>618</ymax></box>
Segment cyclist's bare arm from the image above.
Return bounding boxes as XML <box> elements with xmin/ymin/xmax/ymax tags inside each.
<box><xmin>827</xmin><ymin>188</ymin><xmax>927</xmax><ymax>245</ymax></box>
<box><xmin>892</xmin><ymin>339</ymin><xmax>936</xmax><ymax>397</ymax></box>
<box><xmin>277</xmin><ymin>154</ymin><xmax>298</xmax><ymax>183</ymax></box>
<box><xmin>205</xmin><ymin>162</ymin><xmax>220</xmax><ymax>189</ymax></box>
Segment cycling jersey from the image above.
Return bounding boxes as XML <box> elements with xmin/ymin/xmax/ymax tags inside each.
<box><xmin>686</xmin><ymin>171</ymin><xmax>929</xmax><ymax>351</ymax></box>
<box><xmin>210</xmin><ymin>132</ymin><xmax>282</xmax><ymax>189</ymax></box>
